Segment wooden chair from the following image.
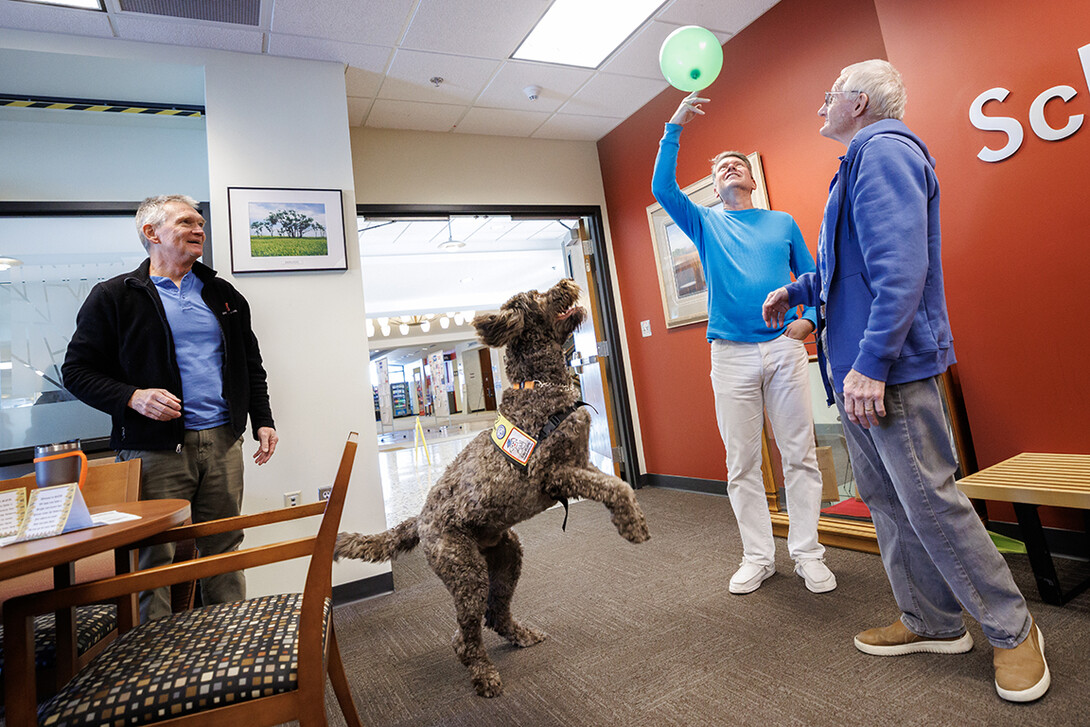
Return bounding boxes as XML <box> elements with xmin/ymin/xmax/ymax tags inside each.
<box><xmin>0</xmin><ymin>458</ymin><xmax>144</xmax><ymax>697</ymax></box>
<box><xmin>5</xmin><ymin>432</ymin><xmax>364</xmax><ymax>727</ymax></box>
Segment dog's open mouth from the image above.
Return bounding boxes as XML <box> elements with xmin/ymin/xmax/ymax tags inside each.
<box><xmin>557</xmin><ymin>306</ymin><xmax>580</xmax><ymax>320</ymax></box>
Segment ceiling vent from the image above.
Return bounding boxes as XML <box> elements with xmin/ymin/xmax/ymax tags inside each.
<box><xmin>118</xmin><ymin>0</ymin><xmax>260</xmax><ymax>26</ymax></box>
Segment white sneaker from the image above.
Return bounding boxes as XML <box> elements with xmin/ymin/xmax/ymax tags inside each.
<box><xmin>795</xmin><ymin>558</ymin><xmax>837</xmax><ymax>593</ymax></box>
<box><xmin>729</xmin><ymin>561</ymin><xmax>776</xmax><ymax>594</ymax></box>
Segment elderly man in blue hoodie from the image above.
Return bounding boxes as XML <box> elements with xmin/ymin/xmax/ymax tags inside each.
<box><xmin>763</xmin><ymin>59</ymin><xmax>1049</xmax><ymax>703</ymax></box>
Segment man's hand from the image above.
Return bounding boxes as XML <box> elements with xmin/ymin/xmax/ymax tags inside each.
<box><xmin>784</xmin><ymin>319</ymin><xmax>815</xmax><ymax>341</ymax></box>
<box><xmin>254</xmin><ymin>426</ymin><xmax>278</xmax><ymax>465</ymax></box>
<box><xmin>762</xmin><ymin>287</ymin><xmax>791</xmax><ymax>328</ymax></box>
<box><xmin>843</xmin><ymin>369</ymin><xmax>886</xmax><ymax>429</ymax></box>
<box><xmin>129</xmin><ymin>388</ymin><xmax>182</xmax><ymax>421</ymax></box>
<box><xmin>669</xmin><ymin>91</ymin><xmax>709</xmax><ymax>125</ymax></box>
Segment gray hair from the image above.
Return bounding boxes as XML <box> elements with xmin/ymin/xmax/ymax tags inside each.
<box><xmin>836</xmin><ymin>59</ymin><xmax>906</xmax><ymax>120</ymax></box>
<box><xmin>135</xmin><ymin>194</ymin><xmax>200</xmax><ymax>251</ymax></box>
<box><xmin>710</xmin><ymin>151</ymin><xmax>752</xmax><ymax>177</ymax></box>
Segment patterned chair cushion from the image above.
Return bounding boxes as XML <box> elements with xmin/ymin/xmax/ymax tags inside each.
<box><xmin>37</xmin><ymin>593</ymin><xmax>332</xmax><ymax>727</ymax></box>
<box><xmin>0</xmin><ymin>604</ymin><xmax>117</xmax><ymax>676</ymax></box>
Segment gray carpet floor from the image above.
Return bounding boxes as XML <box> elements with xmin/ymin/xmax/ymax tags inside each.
<box><xmin>329</xmin><ymin>487</ymin><xmax>1090</xmax><ymax>727</ymax></box>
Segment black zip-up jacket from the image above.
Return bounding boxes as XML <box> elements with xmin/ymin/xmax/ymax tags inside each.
<box><xmin>61</xmin><ymin>259</ymin><xmax>275</xmax><ymax>451</ymax></box>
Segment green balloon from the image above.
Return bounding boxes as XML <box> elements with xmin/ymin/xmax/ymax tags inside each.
<box><xmin>659</xmin><ymin>25</ymin><xmax>724</xmax><ymax>92</ymax></box>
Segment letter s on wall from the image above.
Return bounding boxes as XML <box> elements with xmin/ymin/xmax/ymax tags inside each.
<box><xmin>969</xmin><ymin>87</ymin><xmax>1024</xmax><ymax>163</ymax></box>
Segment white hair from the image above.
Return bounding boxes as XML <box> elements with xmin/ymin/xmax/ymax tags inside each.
<box><xmin>135</xmin><ymin>194</ymin><xmax>200</xmax><ymax>251</ymax></box>
<box><xmin>837</xmin><ymin>59</ymin><xmax>906</xmax><ymax>120</ymax></box>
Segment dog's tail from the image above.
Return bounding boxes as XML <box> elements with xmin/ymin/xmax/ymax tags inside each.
<box><xmin>334</xmin><ymin>517</ymin><xmax>420</xmax><ymax>563</ymax></box>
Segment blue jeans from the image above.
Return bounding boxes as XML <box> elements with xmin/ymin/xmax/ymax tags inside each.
<box><xmin>118</xmin><ymin>424</ymin><xmax>246</xmax><ymax>622</ymax></box>
<box><xmin>836</xmin><ymin>375</ymin><xmax>1031</xmax><ymax>648</ymax></box>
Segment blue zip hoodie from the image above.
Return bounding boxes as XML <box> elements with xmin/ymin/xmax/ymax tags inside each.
<box><xmin>785</xmin><ymin>118</ymin><xmax>955</xmax><ymax>400</ymax></box>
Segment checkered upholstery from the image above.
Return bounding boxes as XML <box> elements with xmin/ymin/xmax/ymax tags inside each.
<box><xmin>37</xmin><ymin>593</ymin><xmax>331</xmax><ymax>726</ymax></box>
<box><xmin>0</xmin><ymin>604</ymin><xmax>117</xmax><ymax>676</ymax></box>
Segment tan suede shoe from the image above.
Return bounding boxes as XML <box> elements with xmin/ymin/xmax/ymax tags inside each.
<box><xmin>994</xmin><ymin>621</ymin><xmax>1050</xmax><ymax>702</ymax></box>
<box><xmin>854</xmin><ymin>619</ymin><xmax>974</xmax><ymax>656</ymax></box>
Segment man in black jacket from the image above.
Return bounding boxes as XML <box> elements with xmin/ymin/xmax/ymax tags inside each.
<box><xmin>63</xmin><ymin>194</ymin><xmax>278</xmax><ymax>621</ymax></box>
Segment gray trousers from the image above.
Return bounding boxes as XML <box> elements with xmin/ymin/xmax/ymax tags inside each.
<box><xmin>119</xmin><ymin>424</ymin><xmax>246</xmax><ymax>622</ymax></box>
<box><xmin>836</xmin><ymin>375</ymin><xmax>1031</xmax><ymax>648</ymax></box>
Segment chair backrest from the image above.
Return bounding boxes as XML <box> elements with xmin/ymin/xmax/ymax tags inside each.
<box><xmin>297</xmin><ymin>432</ymin><xmax>358</xmax><ymax>690</ymax></box>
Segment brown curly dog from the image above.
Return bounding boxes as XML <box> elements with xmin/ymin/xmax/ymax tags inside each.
<box><xmin>335</xmin><ymin>278</ymin><xmax>649</xmax><ymax>697</ymax></box>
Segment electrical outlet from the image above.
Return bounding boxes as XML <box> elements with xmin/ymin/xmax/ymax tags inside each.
<box><xmin>317</xmin><ymin>485</ymin><xmax>333</xmax><ymax>501</ymax></box>
<box><xmin>283</xmin><ymin>491</ymin><xmax>301</xmax><ymax>507</ymax></box>
<box><xmin>640</xmin><ymin>320</ymin><xmax>652</xmax><ymax>337</ymax></box>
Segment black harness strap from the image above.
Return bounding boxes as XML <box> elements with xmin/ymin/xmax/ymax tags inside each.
<box><xmin>537</xmin><ymin>400</ymin><xmax>596</xmax><ymax>531</ymax></box>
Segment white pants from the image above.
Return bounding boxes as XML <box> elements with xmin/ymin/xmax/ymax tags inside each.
<box><xmin>710</xmin><ymin>336</ymin><xmax>824</xmax><ymax>566</ymax></box>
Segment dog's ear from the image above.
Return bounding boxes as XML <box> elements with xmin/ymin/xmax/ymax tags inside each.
<box><xmin>473</xmin><ymin>308</ymin><xmax>524</xmax><ymax>348</ymax></box>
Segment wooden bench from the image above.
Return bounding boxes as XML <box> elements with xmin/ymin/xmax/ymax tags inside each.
<box><xmin>956</xmin><ymin>452</ymin><xmax>1090</xmax><ymax>605</ymax></box>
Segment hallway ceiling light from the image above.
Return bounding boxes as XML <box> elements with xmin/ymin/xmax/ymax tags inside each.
<box><xmin>0</xmin><ymin>257</ymin><xmax>24</xmax><ymax>271</ymax></box>
<box><xmin>512</xmin><ymin>0</ymin><xmax>664</xmax><ymax>69</ymax></box>
<box><xmin>14</xmin><ymin>0</ymin><xmax>103</xmax><ymax>8</ymax></box>
<box><xmin>439</xmin><ymin>218</ymin><xmax>465</xmax><ymax>251</ymax></box>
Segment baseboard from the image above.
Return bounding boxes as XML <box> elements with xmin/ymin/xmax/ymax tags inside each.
<box><xmin>642</xmin><ymin>473</ymin><xmax>726</xmax><ymax>497</ymax></box>
<box><xmin>332</xmin><ymin>571</ymin><xmax>395</xmax><ymax>606</ymax></box>
<box><xmin>988</xmin><ymin>521</ymin><xmax>1088</xmax><ymax>562</ymax></box>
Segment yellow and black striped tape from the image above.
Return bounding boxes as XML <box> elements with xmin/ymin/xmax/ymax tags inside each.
<box><xmin>0</xmin><ymin>94</ymin><xmax>203</xmax><ymax>117</ymax></box>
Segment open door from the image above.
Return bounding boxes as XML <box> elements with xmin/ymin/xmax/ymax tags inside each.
<box><xmin>566</xmin><ymin>222</ymin><xmax>622</xmax><ymax>477</ymax></box>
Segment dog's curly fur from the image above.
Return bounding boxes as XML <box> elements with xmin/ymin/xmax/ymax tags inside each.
<box><xmin>335</xmin><ymin>278</ymin><xmax>649</xmax><ymax>697</ymax></box>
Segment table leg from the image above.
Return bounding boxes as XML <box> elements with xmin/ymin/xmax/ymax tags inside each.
<box><xmin>1013</xmin><ymin>502</ymin><xmax>1090</xmax><ymax>606</ymax></box>
<box><xmin>53</xmin><ymin>561</ymin><xmax>78</xmax><ymax>688</ymax></box>
<box><xmin>115</xmin><ymin>546</ymin><xmax>140</xmax><ymax>631</ymax></box>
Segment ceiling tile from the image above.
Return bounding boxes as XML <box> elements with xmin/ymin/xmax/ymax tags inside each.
<box><xmin>379</xmin><ymin>48</ymin><xmax>500</xmax><ymax>104</ymax></box>
<box><xmin>600</xmin><ymin>20</ymin><xmax>730</xmax><ymax>80</ymax></box>
<box><xmin>344</xmin><ymin>65</ymin><xmax>387</xmax><ymax>99</ymax></box>
<box><xmin>475</xmin><ymin>60</ymin><xmax>592</xmax><ymax>113</ymax></box>
<box><xmin>559</xmin><ymin>73</ymin><xmax>667</xmax><ymax>119</ymax></box>
<box><xmin>267</xmin><ymin>34</ymin><xmax>393</xmax><ymax>77</ymax></box>
<box><xmin>347</xmin><ymin>97</ymin><xmax>373</xmax><ymax>126</ymax></box>
<box><xmin>399</xmin><ymin>0</ymin><xmax>549</xmax><ymax>60</ymax></box>
<box><xmin>0</xmin><ymin>2</ymin><xmax>113</xmax><ymax>36</ymax></box>
<box><xmin>656</xmin><ymin>0</ymin><xmax>780</xmax><ymax>35</ymax></box>
<box><xmin>366</xmin><ymin>99</ymin><xmax>466</xmax><ymax>133</ymax></box>
<box><xmin>269</xmin><ymin>0</ymin><xmax>415</xmax><ymax>46</ymax></box>
<box><xmin>531</xmin><ymin>113</ymin><xmax>621</xmax><ymax>141</ymax></box>
<box><xmin>452</xmin><ymin>107</ymin><xmax>551</xmax><ymax>137</ymax></box>
<box><xmin>112</xmin><ymin>15</ymin><xmax>263</xmax><ymax>52</ymax></box>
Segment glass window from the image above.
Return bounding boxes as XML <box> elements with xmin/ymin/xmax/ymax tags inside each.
<box><xmin>1</xmin><ymin>214</ymin><xmax>146</xmax><ymax>459</ymax></box>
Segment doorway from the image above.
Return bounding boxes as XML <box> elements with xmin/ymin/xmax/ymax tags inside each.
<box><xmin>358</xmin><ymin>204</ymin><xmax>639</xmax><ymax>525</ymax></box>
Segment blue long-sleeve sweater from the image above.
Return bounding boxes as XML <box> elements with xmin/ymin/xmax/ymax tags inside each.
<box><xmin>652</xmin><ymin>123</ymin><xmax>817</xmax><ymax>342</ymax></box>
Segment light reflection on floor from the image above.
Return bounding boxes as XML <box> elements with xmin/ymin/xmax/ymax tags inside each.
<box><xmin>377</xmin><ymin>430</ymin><xmax>485</xmax><ymax>526</ymax></box>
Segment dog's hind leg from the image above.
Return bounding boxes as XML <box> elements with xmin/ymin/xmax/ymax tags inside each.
<box><xmin>484</xmin><ymin>530</ymin><xmax>547</xmax><ymax>647</ymax></box>
<box><xmin>423</xmin><ymin>531</ymin><xmax>504</xmax><ymax>697</ymax></box>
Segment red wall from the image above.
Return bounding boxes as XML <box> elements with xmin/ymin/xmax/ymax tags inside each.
<box><xmin>600</xmin><ymin>0</ymin><xmax>1089</xmax><ymax>524</ymax></box>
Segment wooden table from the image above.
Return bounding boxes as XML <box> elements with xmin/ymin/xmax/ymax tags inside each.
<box><xmin>0</xmin><ymin>498</ymin><xmax>191</xmax><ymax>715</ymax></box>
<box><xmin>957</xmin><ymin>453</ymin><xmax>1090</xmax><ymax>605</ymax></box>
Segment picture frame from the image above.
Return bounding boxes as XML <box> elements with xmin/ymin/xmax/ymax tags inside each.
<box><xmin>227</xmin><ymin>187</ymin><xmax>347</xmax><ymax>273</ymax></box>
<box><xmin>646</xmin><ymin>152</ymin><xmax>769</xmax><ymax>328</ymax></box>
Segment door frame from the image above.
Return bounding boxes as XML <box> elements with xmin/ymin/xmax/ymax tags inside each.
<box><xmin>357</xmin><ymin>203</ymin><xmax>642</xmax><ymax>485</ymax></box>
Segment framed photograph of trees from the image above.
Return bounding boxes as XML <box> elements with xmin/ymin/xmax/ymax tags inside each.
<box><xmin>227</xmin><ymin>187</ymin><xmax>347</xmax><ymax>273</ymax></box>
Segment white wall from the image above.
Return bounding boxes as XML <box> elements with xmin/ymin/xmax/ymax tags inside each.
<box><xmin>352</xmin><ymin>127</ymin><xmax>646</xmax><ymax>471</ymax></box>
<box><xmin>1</xmin><ymin>29</ymin><xmax>389</xmax><ymax>594</ymax></box>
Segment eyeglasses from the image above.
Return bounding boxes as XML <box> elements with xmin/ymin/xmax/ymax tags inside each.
<box><xmin>824</xmin><ymin>90</ymin><xmax>861</xmax><ymax>107</ymax></box>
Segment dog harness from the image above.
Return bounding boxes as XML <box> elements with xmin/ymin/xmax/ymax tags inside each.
<box><xmin>491</xmin><ymin>386</ymin><xmax>595</xmax><ymax>531</ymax></box>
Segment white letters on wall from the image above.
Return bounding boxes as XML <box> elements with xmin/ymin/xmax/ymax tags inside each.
<box><xmin>969</xmin><ymin>43</ymin><xmax>1090</xmax><ymax>162</ymax></box>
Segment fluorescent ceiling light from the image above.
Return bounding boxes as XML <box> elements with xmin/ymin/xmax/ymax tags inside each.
<box><xmin>12</xmin><ymin>0</ymin><xmax>104</xmax><ymax>9</ymax></box>
<box><xmin>513</xmin><ymin>0</ymin><xmax>664</xmax><ymax>69</ymax></box>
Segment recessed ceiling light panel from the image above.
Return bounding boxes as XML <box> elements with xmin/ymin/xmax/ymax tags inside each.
<box><xmin>513</xmin><ymin>0</ymin><xmax>665</xmax><ymax>69</ymax></box>
<box><xmin>12</xmin><ymin>0</ymin><xmax>104</xmax><ymax>10</ymax></box>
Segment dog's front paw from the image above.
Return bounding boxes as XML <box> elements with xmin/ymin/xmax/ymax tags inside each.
<box><xmin>614</xmin><ymin>512</ymin><xmax>650</xmax><ymax>543</ymax></box>
<box><xmin>510</xmin><ymin>623</ymin><xmax>547</xmax><ymax>647</ymax></box>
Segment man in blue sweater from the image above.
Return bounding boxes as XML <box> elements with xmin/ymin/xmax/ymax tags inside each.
<box><xmin>763</xmin><ymin>60</ymin><xmax>1048</xmax><ymax>702</ymax></box>
<box><xmin>653</xmin><ymin>93</ymin><xmax>836</xmax><ymax>595</ymax></box>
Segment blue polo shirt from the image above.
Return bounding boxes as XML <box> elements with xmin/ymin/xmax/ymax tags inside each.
<box><xmin>151</xmin><ymin>272</ymin><xmax>230</xmax><ymax>430</ymax></box>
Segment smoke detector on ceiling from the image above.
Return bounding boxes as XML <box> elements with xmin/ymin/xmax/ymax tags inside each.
<box><xmin>523</xmin><ymin>85</ymin><xmax>542</xmax><ymax>101</ymax></box>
